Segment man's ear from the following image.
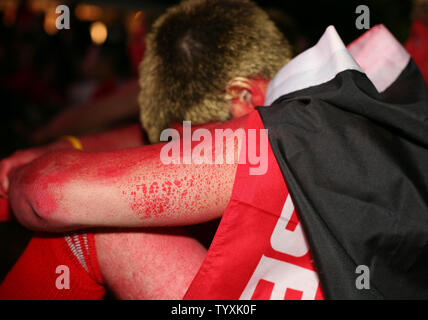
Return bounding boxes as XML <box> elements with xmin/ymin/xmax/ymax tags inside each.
<box><xmin>249</xmin><ymin>78</ymin><xmax>269</xmax><ymax>107</ymax></box>
<box><xmin>225</xmin><ymin>77</ymin><xmax>268</xmax><ymax>118</ymax></box>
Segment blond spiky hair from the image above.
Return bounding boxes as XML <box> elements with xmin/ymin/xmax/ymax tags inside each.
<box><xmin>139</xmin><ymin>0</ymin><xmax>292</xmax><ymax>143</ymax></box>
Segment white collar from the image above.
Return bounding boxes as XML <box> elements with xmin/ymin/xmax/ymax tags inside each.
<box><xmin>347</xmin><ymin>24</ymin><xmax>410</xmax><ymax>93</ymax></box>
<box><xmin>265</xmin><ymin>25</ymin><xmax>410</xmax><ymax>105</ymax></box>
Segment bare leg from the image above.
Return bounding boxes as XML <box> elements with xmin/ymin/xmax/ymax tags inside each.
<box><xmin>95</xmin><ymin>227</ymin><xmax>206</xmax><ymax>300</ymax></box>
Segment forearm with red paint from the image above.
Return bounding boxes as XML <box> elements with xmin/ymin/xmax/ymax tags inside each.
<box><xmin>0</xmin><ymin>124</ymin><xmax>144</xmax><ymax>196</ymax></box>
<box><xmin>0</xmin><ymin>124</ymin><xmax>145</xmax><ymax>223</ymax></box>
<box><xmin>8</xmin><ymin>116</ymin><xmax>248</xmax><ymax>232</ymax></box>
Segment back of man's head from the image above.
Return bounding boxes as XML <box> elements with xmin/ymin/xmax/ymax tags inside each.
<box><xmin>139</xmin><ymin>0</ymin><xmax>291</xmax><ymax>143</ymax></box>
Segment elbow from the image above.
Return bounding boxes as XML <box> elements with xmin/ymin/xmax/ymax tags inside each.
<box><xmin>8</xmin><ymin>150</ymin><xmax>82</xmax><ymax>232</ymax></box>
<box><xmin>16</xmin><ymin>188</ymin><xmax>72</xmax><ymax>232</ymax></box>
<box><xmin>22</xmin><ymin>202</ymin><xmax>53</xmax><ymax>232</ymax></box>
<box><xmin>10</xmin><ymin>196</ymin><xmax>53</xmax><ymax>232</ymax></box>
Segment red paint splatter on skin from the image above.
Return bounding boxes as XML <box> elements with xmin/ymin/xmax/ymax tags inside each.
<box><xmin>122</xmin><ymin>153</ymin><xmax>238</xmax><ymax>222</ymax></box>
<box><xmin>129</xmin><ymin>181</ymin><xmax>171</xmax><ymax>219</ymax></box>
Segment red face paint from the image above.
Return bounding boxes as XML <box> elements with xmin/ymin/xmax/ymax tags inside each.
<box><xmin>104</xmin><ymin>117</ymin><xmax>244</xmax><ymax>222</ymax></box>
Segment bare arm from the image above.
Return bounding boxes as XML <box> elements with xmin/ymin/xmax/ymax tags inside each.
<box><xmin>8</xmin><ymin>116</ymin><xmax>248</xmax><ymax>232</ymax></box>
<box><xmin>0</xmin><ymin>123</ymin><xmax>145</xmax><ymax>223</ymax></box>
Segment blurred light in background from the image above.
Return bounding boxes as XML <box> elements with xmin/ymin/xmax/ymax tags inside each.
<box><xmin>75</xmin><ymin>3</ymin><xmax>103</xmax><ymax>21</ymax></box>
<box><xmin>126</xmin><ymin>10</ymin><xmax>143</xmax><ymax>34</ymax></box>
<box><xmin>43</xmin><ymin>1</ymin><xmax>60</xmax><ymax>35</ymax></box>
<box><xmin>0</xmin><ymin>0</ymin><xmax>18</xmax><ymax>26</ymax></box>
<box><xmin>28</xmin><ymin>0</ymin><xmax>51</xmax><ymax>13</ymax></box>
<box><xmin>90</xmin><ymin>21</ymin><xmax>108</xmax><ymax>45</ymax></box>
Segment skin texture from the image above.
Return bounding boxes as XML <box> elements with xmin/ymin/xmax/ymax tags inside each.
<box><xmin>95</xmin><ymin>228</ymin><xmax>207</xmax><ymax>299</ymax></box>
<box><xmin>7</xmin><ymin>115</ymin><xmax>247</xmax><ymax>232</ymax></box>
